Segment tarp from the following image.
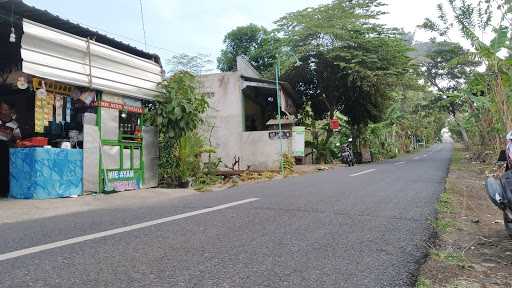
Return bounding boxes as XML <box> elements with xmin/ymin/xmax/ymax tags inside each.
<box><xmin>21</xmin><ymin>19</ymin><xmax>163</xmax><ymax>100</ymax></box>
<box><xmin>9</xmin><ymin>148</ymin><xmax>83</xmax><ymax>199</ymax></box>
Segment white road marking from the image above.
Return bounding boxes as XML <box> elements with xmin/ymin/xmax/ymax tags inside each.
<box><xmin>413</xmin><ymin>156</ymin><xmax>420</xmax><ymax>160</ymax></box>
<box><xmin>394</xmin><ymin>162</ymin><xmax>406</xmax><ymax>166</ymax></box>
<box><xmin>0</xmin><ymin>198</ymin><xmax>260</xmax><ymax>262</ymax></box>
<box><xmin>350</xmin><ymin>169</ymin><xmax>376</xmax><ymax>177</ymax></box>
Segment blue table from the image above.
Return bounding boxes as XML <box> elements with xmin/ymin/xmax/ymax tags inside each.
<box><xmin>9</xmin><ymin>148</ymin><xmax>83</xmax><ymax>199</ymax></box>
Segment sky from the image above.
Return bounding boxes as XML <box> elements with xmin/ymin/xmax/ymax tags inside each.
<box><xmin>23</xmin><ymin>0</ymin><xmax>454</xmax><ymax>68</ymax></box>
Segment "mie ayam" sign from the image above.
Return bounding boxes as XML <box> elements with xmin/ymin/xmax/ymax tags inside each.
<box><xmin>105</xmin><ymin>169</ymin><xmax>141</xmax><ymax>192</ymax></box>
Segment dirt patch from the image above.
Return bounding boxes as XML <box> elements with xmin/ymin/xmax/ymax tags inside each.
<box><xmin>206</xmin><ymin>164</ymin><xmax>340</xmax><ymax>192</ymax></box>
<box><xmin>417</xmin><ymin>146</ymin><xmax>512</xmax><ymax>287</ymax></box>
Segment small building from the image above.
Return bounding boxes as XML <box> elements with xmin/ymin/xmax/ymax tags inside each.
<box><xmin>199</xmin><ymin>57</ymin><xmax>298</xmax><ymax>171</ymax></box>
<box><xmin>0</xmin><ymin>1</ymin><xmax>162</xmax><ymax>198</ymax></box>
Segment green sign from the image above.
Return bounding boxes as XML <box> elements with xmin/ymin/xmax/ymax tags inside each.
<box><xmin>292</xmin><ymin>126</ymin><xmax>305</xmax><ymax>157</ymax></box>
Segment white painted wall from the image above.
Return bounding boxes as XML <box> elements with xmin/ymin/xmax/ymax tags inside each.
<box><xmin>200</xmin><ymin>72</ymin><xmax>292</xmax><ymax>170</ymax></box>
<box><xmin>200</xmin><ymin>72</ymin><xmax>244</xmax><ymax>170</ymax></box>
<box><xmin>241</xmin><ymin>131</ymin><xmax>292</xmax><ymax>170</ymax></box>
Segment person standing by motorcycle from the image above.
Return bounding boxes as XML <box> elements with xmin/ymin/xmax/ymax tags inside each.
<box><xmin>340</xmin><ymin>138</ymin><xmax>354</xmax><ymax>167</ymax></box>
<box><xmin>506</xmin><ymin>131</ymin><xmax>512</xmax><ymax>171</ymax></box>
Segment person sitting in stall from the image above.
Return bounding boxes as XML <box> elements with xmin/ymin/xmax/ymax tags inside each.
<box><xmin>0</xmin><ymin>99</ymin><xmax>21</xmax><ymax>143</ymax></box>
<box><xmin>0</xmin><ymin>99</ymin><xmax>21</xmax><ymax>197</ymax></box>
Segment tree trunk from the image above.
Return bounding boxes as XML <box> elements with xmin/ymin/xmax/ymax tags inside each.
<box><xmin>495</xmin><ymin>73</ymin><xmax>512</xmax><ymax>132</ymax></box>
<box><xmin>453</xmin><ymin>117</ymin><xmax>470</xmax><ymax>149</ymax></box>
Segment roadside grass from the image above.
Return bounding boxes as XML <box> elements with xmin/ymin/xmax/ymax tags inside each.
<box><xmin>437</xmin><ymin>188</ymin><xmax>455</xmax><ymax>214</ymax></box>
<box><xmin>262</xmin><ymin>171</ymin><xmax>276</xmax><ymax>180</ymax></box>
<box><xmin>429</xmin><ymin>218</ymin><xmax>455</xmax><ymax>234</ymax></box>
<box><xmin>449</xmin><ymin>148</ymin><xmax>465</xmax><ymax>170</ymax></box>
<box><xmin>431</xmin><ymin>181</ymin><xmax>456</xmax><ymax>234</ymax></box>
<box><xmin>415</xmin><ymin>276</ymin><xmax>432</xmax><ymax>288</ymax></box>
<box><xmin>431</xmin><ymin>249</ymin><xmax>470</xmax><ymax>269</ymax></box>
<box><xmin>416</xmin><ymin>147</ymin><xmax>471</xmax><ymax>287</ymax></box>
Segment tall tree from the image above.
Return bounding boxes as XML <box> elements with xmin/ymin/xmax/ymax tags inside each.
<box><xmin>417</xmin><ymin>40</ymin><xmax>480</xmax><ymax>147</ymax></box>
<box><xmin>420</xmin><ymin>0</ymin><xmax>512</xmax><ymax>132</ymax></box>
<box><xmin>167</xmin><ymin>53</ymin><xmax>213</xmax><ymax>76</ymax></box>
<box><xmin>217</xmin><ymin>24</ymin><xmax>278</xmax><ymax>73</ymax></box>
<box><xmin>276</xmin><ymin>0</ymin><xmax>412</xmax><ymax>142</ymax></box>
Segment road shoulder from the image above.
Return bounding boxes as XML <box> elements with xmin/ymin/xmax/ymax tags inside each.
<box><xmin>0</xmin><ymin>188</ymin><xmax>197</xmax><ymax>224</ymax></box>
<box><xmin>416</xmin><ymin>146</ymin><xmax>512</xmax><ymax>288</ymax></box>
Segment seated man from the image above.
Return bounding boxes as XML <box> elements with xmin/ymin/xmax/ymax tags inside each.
<box><xmin>0</xmin><ymin>99</ymin><xmax>21</xmax><ymax>197</ymax></box>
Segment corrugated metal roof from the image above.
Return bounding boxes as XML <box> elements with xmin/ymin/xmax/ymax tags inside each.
<box><xmin>0</xmin><ymin>0</ymin><xmax>162</xmax><ymax>66</ymax></box>
<box><xmin>241</xmin><ymin>75</ymin><xmax>298</xmax><ymax>104</ymax></box>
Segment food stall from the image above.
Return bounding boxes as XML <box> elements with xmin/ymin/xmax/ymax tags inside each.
<box><xmin>8</xmin><ymin>78</ymin><xmax>91</xmax><ymax>199</ymax></box>
<box><xmin>0</xmin><ymin>1</ymin><xmax>162</xmax><ymax>199</ymax></box>
<box><xmin>3</xmin><ymin>75</ymin><xmax>152</xmax><ymax>199</ymax></box>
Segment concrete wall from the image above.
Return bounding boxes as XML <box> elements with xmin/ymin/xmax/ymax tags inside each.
<box><xmin>241</xmin><ymin>131</ymin><xmax>292</xmax><ymax>170</ymax></box>
<box><xmin>200</xmin><ymin>72</ymin><xmax>244</xmax><ymax>170</ymax></box>
<box><xmin>200</xmin><ymin>72</ymin><xmax>292</xmax><ymax>170</ymax></box>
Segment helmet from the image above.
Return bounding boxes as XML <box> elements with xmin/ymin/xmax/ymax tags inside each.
<box><xmin>507</xmin><ymin>131</ymin><xmax>512</xmax><ymax>141</ymax></box>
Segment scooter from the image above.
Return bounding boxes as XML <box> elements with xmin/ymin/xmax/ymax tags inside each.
<box><xmin>484</xmin><ymin>150</ymin><xmax>512</xmax><ymax>238</ymax></box>
<box><xmin>340</xmin><ymin>142</ymin><xmax>355</xmax><ymax>167</ymax></box>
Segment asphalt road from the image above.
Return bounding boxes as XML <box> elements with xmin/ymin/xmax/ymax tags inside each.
<box><xmin>0</xmin><ymin>144</ymin><xmax>452</xmax><ymax>288</ymax></box>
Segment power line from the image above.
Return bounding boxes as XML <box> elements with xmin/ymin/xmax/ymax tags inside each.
<box><xmin>139</xmin><ymin>0</ymin><xmax>148</xmax><ymax>51</ymax></box>
<box><xmin>20</xmin><ymin>0</ymin><xmax>182</xmax><ymax>58</ymax></box>
<box><xmin>73</xmin><ymin>19</ymin><xmax>181</xmax><ymax>57</ymax></box>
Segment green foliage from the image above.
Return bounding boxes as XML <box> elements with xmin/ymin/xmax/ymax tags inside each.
<box><xmin>282</xmin><ymin>153</ymin><xmax>295</xmax><ymax>175</ymax></box>
<box><xmin>174</xmin><ymin>133</ymin><xmax>204</xmax><ymax>183</ymax></box>
<box><xmin>363</xmin><ymin>81</ymin><xmax>446</xmax><ymax>160</ymax></box>
<box><xmin>156</xmin><ymin>71</ymin><xmax>209</xmax><ymax>140</ymax></box>
<box><xmin>277</xmin><ymin>0</ymin><xmax>412</xmax><ymax>129</ymax></box>
<box><xmin>431</xmin><ymin>250</ymin><xmax>469</xmax><ymax>268</ymax></box>
<box><xmin>152</xmin><ymin>71</ymin><xmax>209</xmax><ymax>186</ymax></box>
<box><xmin>430</xmin><ymin>218</ymin><xmax>455</xmax><ymax>234</ymax></box>
<box><xmin>217</xmin><ymin>24</ymin><xmax>279</xmax><ymax>74</ymax></box>
<box><xmin>193</xmin><ymin>174</ymin><xmax>222</xmax><ymax>192</ymax></box>
<box><xmin>421</xmin><ymin>0</ymin><xmax>512</xmax><ymax>152</ymax></box>
<box><xmin>167</xmin><ymin>53</ymin><xmax>213</xmax><ymax>76</ymax></box>
<box><xmin>302</xmin><ymin>114</ymin><xmax>346</xmax><ymax>164</ymax></box>
<box><xmin>416</xmin><ymin>277</ymin><xmax>432</xmax><ymax>288</ymax></box>
<box><xmin>193</xmin><ymin>149</ymin><xmax>223</xmax><ymax>191</ymax></box>
<box><xmin>167</xmin><ymin>133</ymin><xmax>223</xmax><ymax>190</ymax></box>
<box><xmin>438</xmin><ymin>189</ymin><xmax>454</xmax><ymax>214</ymax></box>
<box><xmin>216</xmin><ymin>1</ymin><xmax>444</xmax><ymax>162</ymax></box>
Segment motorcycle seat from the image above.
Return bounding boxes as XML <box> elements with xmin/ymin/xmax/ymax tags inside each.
<box><xmin>500</xmin><ymin>170</ymin><xmax>512</xmax><ymax>204</ymax></box>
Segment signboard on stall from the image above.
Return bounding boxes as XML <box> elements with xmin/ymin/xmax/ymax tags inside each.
<box><xmin>94</xmin><ymin>100</ymin><xmax>144</xmax><ymax>114</ymax></box>
<box><xmin>104</xmin><ymin>169</ymin><xmax>142</xmax><ymax>192</ymax></box>
<box><xmin>292</xmin><ymin>126</ymin><xmax>306</xmax><ymax>157</ymax></box>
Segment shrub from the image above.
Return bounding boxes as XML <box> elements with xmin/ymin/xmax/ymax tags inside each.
<box><xmin>282</xmin><ymin>153</ymin><xmax>295</xmax><ymax>175</ymax></box>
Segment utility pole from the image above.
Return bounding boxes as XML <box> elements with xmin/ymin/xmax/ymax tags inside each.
<box><xmin>275</xmin><ymin>56</ymin><xmax>284</xmax><ymax>176</ymax></box>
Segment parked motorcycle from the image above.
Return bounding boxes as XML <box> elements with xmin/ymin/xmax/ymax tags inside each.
<box><xmin>340</xmin><ymin>141</ymin><xmax>355</xmax><ymax>167</ymax></box>
<box><xmin>485</xmin><ymin>146</ymin><xmax>512</xmax><ymax>238</ymax></box>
